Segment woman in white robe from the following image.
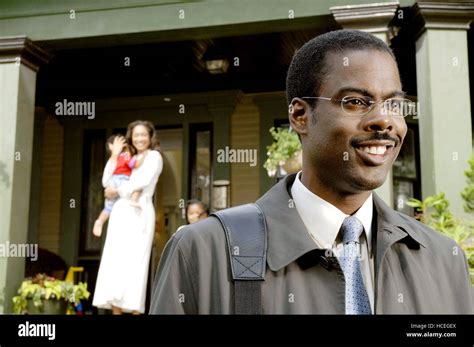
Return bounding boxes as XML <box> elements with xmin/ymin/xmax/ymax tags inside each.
<box><xmin>93</xmin><ymin>120</ymin><xmax>163</xmax><ymax>314</ymax></box>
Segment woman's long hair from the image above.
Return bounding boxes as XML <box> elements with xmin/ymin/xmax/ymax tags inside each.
<box><xmin>125</xmin><ymin>120</ymin><xmax>161</xmax><ymax>155</ymax></box>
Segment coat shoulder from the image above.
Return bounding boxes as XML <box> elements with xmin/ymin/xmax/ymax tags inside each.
<box><xmin>171</xmin><ymin>216</ymin><xmax>227</xmax><ymax>252</ymax></box>
<box><xmin>395</xmin><ymin>211</ymin><xmax>459</xmax><ymax>251</ymax></box>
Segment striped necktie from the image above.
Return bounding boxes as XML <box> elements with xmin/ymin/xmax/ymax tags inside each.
<box><xmin>338</xmin><ymin>216</ymin><xmax>372</xmax><ymax>315</ymax></box>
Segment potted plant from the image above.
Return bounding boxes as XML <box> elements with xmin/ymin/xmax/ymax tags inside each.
<box><xmin>12</xmin><ymin>273</ymin><xmax>90</xmax><ymax>314</ymax></box>
<box><xmin>264</xmin><ymin>126</ymin><xmax>302</xmax><ymax>177</ymax></box>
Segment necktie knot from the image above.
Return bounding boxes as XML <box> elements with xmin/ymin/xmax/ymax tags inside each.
<box><xmin>340</xmin><ymin>216</ymin><xmax>364</xmax><ymax>244</ymax></box>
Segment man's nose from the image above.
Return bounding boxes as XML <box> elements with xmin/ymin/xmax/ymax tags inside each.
<box><xmin>363</xmin><ymin>103</ymin><xmax>394</xmax><ymax>132</ymax></box>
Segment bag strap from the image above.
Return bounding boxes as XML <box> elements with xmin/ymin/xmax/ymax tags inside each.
<box><xmin>211</xmin><ymin>203</ymin><xmax>267</xmax><ymax>314</ymax></box>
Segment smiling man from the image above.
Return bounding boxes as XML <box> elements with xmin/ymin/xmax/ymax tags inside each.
<box><xmin>150</xmin><ymin>30</ymin><xmax>473</xmax><ymax>314</ymax></box>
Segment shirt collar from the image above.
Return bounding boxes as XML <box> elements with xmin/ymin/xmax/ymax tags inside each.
<box><xmin>291</xmin><ymin>171</ymin><xmax>373</xmax><ymax>253</ymax></box>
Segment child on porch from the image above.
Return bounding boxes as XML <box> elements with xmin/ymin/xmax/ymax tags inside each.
<box><xmin>176</xmin><ymin>199</ymin><xmax>209</xmax><ymax>232</ymax></box>
<box><xmin>185</xmin><ymin>199</ymin><xmax>209</xmax><ymax>224</ymax></box>
<box><xmin>92</xmin><ymin>134</ymin><xmax>146</xmax><ymax>237</ymax></box>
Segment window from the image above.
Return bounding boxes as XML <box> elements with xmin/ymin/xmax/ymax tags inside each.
<box><xmin>393</xmin><ymin>126</ymin><xmax>421</xmax><ymax>216</ymax></box>
<box><xmin>189</xmin><ymin>123</ymin><xmax>213</xmax><ymax>207</ymax></box>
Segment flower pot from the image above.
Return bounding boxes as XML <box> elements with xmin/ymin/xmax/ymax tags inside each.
<box><xmin>282</xmin><ymin>150</ymin><xmax>302</xmax><ymax>174</ymax></box>
<box><xmin>26</xmin><ymin>299</ymin><xmax>68</xmax><ymax>314</ymax></box>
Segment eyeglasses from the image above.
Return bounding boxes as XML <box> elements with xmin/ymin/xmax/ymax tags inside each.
<box><xmin>300</xmin><ymin>96</ymin><xmax>417</xmax><ymax>118</ymax></box>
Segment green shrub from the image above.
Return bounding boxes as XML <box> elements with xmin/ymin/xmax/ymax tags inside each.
<box><xmin>263</xmin><ymin>127</ymin><xmax>301</xmax><ymax>177</ymax></box>
<box><xmin>406</xmin><ymin>155</ymin><xmax>474</xmax><ymax>284</ymax></box>
<box><xmin>461</xmin><ymin>155</ymin><xmax>474</xmax><ymax>213</ymax></box>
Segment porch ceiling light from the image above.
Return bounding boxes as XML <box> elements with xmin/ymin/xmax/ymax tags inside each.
<box><xmin>205</xmin><ymin>58</ymin><xmax>229</xmax><ymax>74</ymax></box>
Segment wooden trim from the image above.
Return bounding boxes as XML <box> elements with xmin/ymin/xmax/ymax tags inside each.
<box><xmin>0</xmin><ymin>1</ymin><xmax>352</xmax><ymax>48</ymax></box>
<box><xmin>0</xmin><ymin>36</ymin><xmax>51</xmax><ymax>72</ymax></box>
<box><xmin>330</xmin><ymin>2</ymin><xmax>399</xmax><ymax>35</ymax></box>
<box><xmin>208</xmin><ymin>103</ymin><xmax>237</xmax><ymax>183</ymax></box>
<box><xmin>412</xmin><ymin>2</ymin><xmax>474</xmax><ymax>39</ymax></box>
<box><xmin>94</xmin><ymin>90</ymin><xmax>242</xmax><ymax>112</ymax></box>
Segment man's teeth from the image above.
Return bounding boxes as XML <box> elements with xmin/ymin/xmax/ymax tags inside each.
<box><xmin>361</xmin><ymin>146</ymin><xmax>387</xmax><ymax>155</ymax></box>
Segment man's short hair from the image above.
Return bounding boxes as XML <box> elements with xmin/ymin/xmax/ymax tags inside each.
<box><xmin>286</xmin><ymin>29</ymin><xmax>396</xmax><ymax>108</ymax></box>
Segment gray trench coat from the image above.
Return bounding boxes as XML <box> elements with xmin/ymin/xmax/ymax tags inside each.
<box><xmin>150</xmin><ymin>174</ymin><xmax>474</xmax><ymax>314</ymax></box>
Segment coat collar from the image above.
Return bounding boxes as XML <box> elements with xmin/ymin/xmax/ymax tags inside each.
<box><xmin>372</xmin><ymin>192</ymin><xmax>426</xmax><ymax>277</ymax></box>
<box><xmin>256</xmin><ymin>173</ymin><xmax>425</xmax><ymax>272</ymax></box>
<box><xmin>372</xmin><ymin>193</ymin><xmax>426</xmax><ymax>249</ymax></box>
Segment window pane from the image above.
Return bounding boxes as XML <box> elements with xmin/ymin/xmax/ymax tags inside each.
<box><xmin>393</xmin><ymin>128</ymin><xmax>417</xmax><ymax>179</ymax></box>
<box><xmin>191</xmin><ymin>128</ymin><xmax>212</xmax><ymax>207</ymax></box>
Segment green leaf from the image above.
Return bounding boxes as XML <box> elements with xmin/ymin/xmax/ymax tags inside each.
<box><xmin>11</xmin><ymin>273</ymin><xmax>91</xmax><ymax>314</ymax></box>
<box><xmin>264</xmin><ymin>127</ymin><xmax>302</xmax><ymax>177</ymax></box>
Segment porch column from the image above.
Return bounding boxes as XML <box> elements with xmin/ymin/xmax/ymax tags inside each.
<box><xmin>208</xmin><ymin>104</ymin><xmax>235</xmax><ymax>182</ymax></box>
<box><xmin>0</xmin><ymin>37</ymin><xmax>50</xmax><ymax>313</ymax></box>
<box><xmin>413</xmin><ymin>2</ymin><xmax>473</xmax><ymax>214</ymax></box>
<box><xmin>208</xmin><ymin>92</ymin><xmax>241</xmax><ymax>209</ymax></box>
<box><xmin>330</xmin><ymin>2</ymin><xmax>399</xmax><ymax>207</ymax></box>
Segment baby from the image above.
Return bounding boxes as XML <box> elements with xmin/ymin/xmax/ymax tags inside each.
<box><xmin>92</xmin><ymin>135</ymin><xmax>145</xmax><ymax>237</ymax></box>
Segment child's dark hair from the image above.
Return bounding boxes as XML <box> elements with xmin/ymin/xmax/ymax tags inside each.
<box><xmin>185</xmin><ymin>199</ymin><xmax>209</xmax><ymax>223</ymax></box>
<box><xmin>106</xmin><ymin>135</ymin><xmax>116</xmax><ymax>155</ymax></box>
<box><xmin>105</xmin><ymin>134</ymin><xmax>127</xmax><ymax>155</ymax></box>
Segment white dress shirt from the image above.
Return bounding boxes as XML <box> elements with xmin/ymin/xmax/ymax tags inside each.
<box><xmin>291</xmin><ymin>171</ymin><xmax>375</xmax><ymax>312</ymax></box>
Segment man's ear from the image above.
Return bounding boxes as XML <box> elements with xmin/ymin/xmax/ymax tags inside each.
<box><xmin>288</xmin><ymin>97</ymin><xmax>310</xmax><ymax>137</ymax></box>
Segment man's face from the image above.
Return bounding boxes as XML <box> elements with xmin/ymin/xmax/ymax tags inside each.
<box><xmin>299</xmin><ymin>49</ymin><xmax>407</xmax><ymax>194</ymax></box>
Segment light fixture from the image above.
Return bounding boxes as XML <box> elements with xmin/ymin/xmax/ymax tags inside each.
<box><xmin>205</xmin><ymin>58</ymin><xmax>229</xmax><ymax>74</ymax></box>
<box><xmin>202</xmin><ymin>42</ymin><xmax>230</xmax><ymax>74</ymax></box>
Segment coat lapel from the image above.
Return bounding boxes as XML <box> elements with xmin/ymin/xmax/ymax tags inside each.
<box><xmin>373</xmin><ymin>193</ymin><xmax>425</xmax><ymax>276</ymax></box>
<box><xmin>255</xmin><ymin>174</ymin><xmax>427</xmax><ymax>308</ymax></box>
<box><xmin>256</xmin><ymin>174</ymin><xmax>320</xmax><ymax>271</ymax></box>
<box><xmin>373</xmin><ymin>193</ymin><xmax>426</xmax><ymax>313</ymax></box>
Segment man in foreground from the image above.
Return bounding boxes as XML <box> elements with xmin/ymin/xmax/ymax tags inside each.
<box><xmin>150</xmin><ymin>30</ymin><xmax>473</xmax><ymax>314</ymax></box>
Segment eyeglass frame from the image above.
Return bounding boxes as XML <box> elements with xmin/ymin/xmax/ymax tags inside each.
<box><xmin>299</xmin><ymin>95</ymin><xmax>416</xmax><ymax>118</ymax></box>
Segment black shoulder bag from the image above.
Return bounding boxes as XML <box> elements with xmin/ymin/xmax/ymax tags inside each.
<box><xmin>211</xmin><ymin>203</ymin><xmax>267</xmax><ymax>314</ymax></box>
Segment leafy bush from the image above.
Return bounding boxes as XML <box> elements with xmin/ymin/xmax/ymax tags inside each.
<box><xmin>461</xmin><ymin>155</ymin><xmax>474</xmax><ymax>213</ymax></box>
<box><xmin>407</xmin><ymin>156</ymin><xmax>474</xmax><ymax>284</ymax></box>
<box><xmin>264</xmin><ymin>127</ymin><xmax>302</xmax><ymax>177</ymax></box>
